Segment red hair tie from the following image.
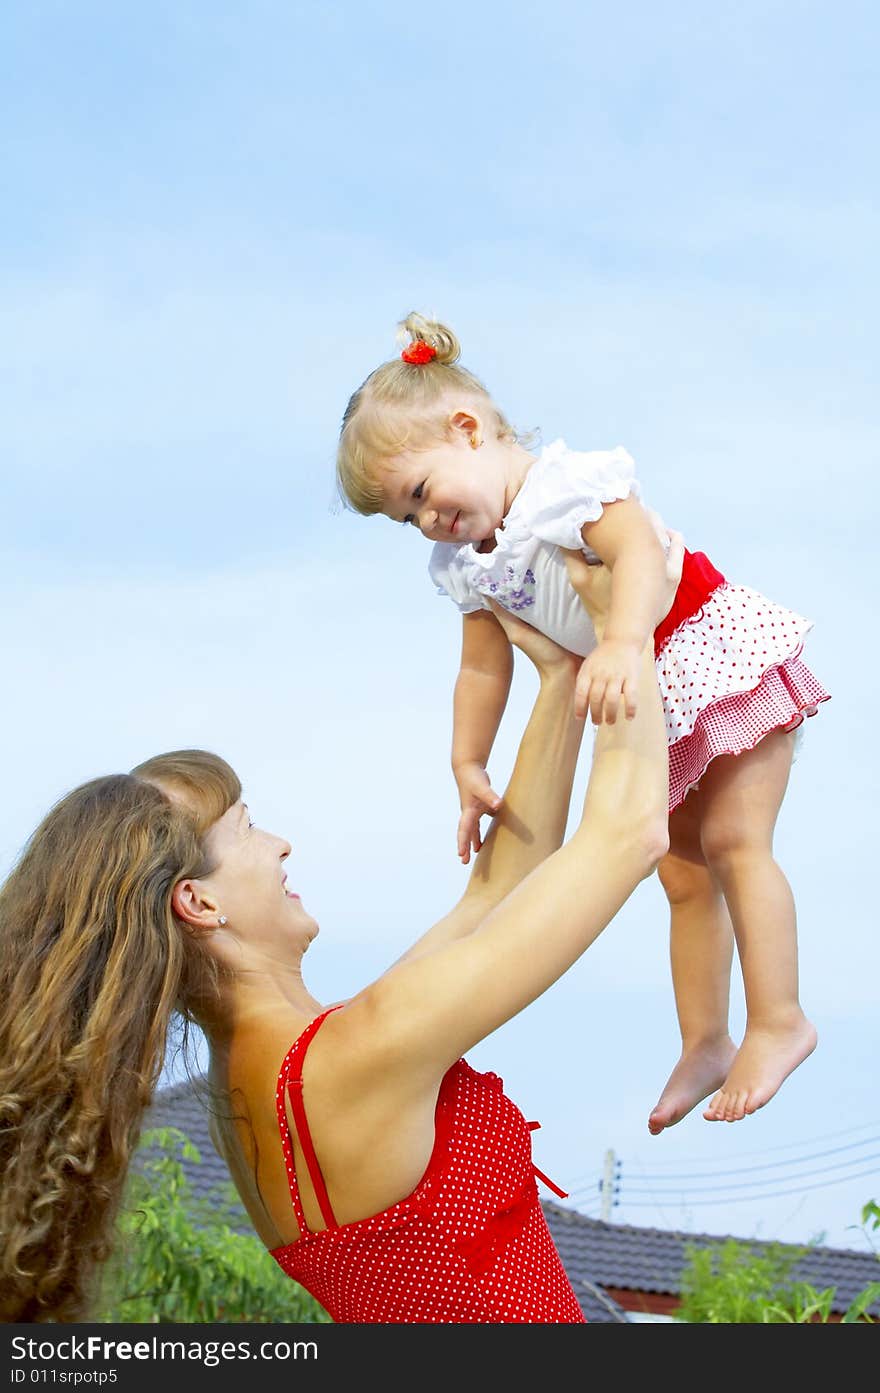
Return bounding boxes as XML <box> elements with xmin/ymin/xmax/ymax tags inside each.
<box><xmin>401</xmin><ymin>341</ymin><xmax>437</xmax><ymax>365</ymax></box>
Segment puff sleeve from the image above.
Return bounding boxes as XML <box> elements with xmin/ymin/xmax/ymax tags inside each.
<box><xmin>524</xmin><ymin>442</ymin><xmax>643</xmax><ymax>550</ymax></box>
<box><xmin>428</xmin><ymin>542</ymin><xmax>488</xmax><ymax>614</ymax></box>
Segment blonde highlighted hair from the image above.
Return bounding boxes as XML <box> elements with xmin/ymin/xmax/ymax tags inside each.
<box><xmin>336</xmin><ymin>311</ymin><xmax>517</xmax><ymax>515</ymax></box>
<box><xmin>0</xmin><ymin>749</ymin><xmax>240</xmax><ymax>1321</ymax></box>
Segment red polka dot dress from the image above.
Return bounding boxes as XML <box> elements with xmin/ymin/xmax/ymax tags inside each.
<box><xmin>428</xmin><ymin>439</ymin><xmax>831</xmax><ymax>812</ymax></box>
<box><xmin>269</xmin><ymin>1007</ymin><xmax>586</xmax><ymax>1323</ymax></box>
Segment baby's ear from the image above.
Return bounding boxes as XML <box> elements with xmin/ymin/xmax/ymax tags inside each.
<box><xmin>449</xmin><ymin>408</ymin><xmax>479</xmax><ymax>438</ymax></box>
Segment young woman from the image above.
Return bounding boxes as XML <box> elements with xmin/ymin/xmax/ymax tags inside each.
<box><xmin>0</xmin><ymin>547</ymin><xmax>677</xmax><ymax>1323</ymax></box>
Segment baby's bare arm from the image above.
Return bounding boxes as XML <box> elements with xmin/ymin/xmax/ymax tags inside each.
<box><xmin>451</xmin><ymin>611</ymin><xmax>515</xmax><ymax>862</ymax></box>
<box><xmin>577</xmin><ymin>501</ymin><xmax>682</xmax><ymax>724</ymax></box>
<box><xmin>451</xmin><ymin>610</ymin><xmax>514</xmax><ymax>775</ymax></box>
<box><xmin>581</xmin><ymin>496</ymin><xmax>669</xmax><ymax>651</ymax></box>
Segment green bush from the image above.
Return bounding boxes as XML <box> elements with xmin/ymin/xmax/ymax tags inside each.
<box><xmin>676</xmin><ymin>1215</ymin><xmax>880</xmax><ymax>1324</ymax></box>
<box><xmin>95</xmin><ymin>1127</ymin><xmax>331</xmax><ymax>1324</ymax></box>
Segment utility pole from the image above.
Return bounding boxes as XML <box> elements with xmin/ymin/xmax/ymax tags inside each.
<box><xmin>599</xmin><ymin>1148</ymin><xmax>619</xmax><ymax>1221</ymax></box>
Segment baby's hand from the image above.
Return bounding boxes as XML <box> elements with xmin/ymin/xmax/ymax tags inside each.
<box><xmin>454</xmin><ymin>761</ymin><xmax>502</xmax><ymax>865</ymax></box>
<box><xmin>575</xmin><ymin>639</ymin><xmax>642</xmax><ymax>726</ymax></box>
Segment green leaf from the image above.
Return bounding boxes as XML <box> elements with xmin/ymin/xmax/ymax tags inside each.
<box><xmin>96</xmin><ymin>1126</ymin><xmax>330</xmax><ymax>1323</ymax></box>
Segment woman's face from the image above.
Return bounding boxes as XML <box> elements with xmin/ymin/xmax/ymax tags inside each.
<box><xmin>198</xmin><ymin>800</ymin><xmax>319</xmax><ymax>953</ymax></box>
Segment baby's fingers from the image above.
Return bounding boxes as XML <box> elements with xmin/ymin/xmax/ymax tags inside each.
<box><xmin>588</xmin><ymin>677</ymin><xmax>609</xmax><ymax>727</ymax></box>
<box><xmin>457</xmin><ymin>807</ymin><xmax>486</xmax><ymax>864</ymax></box>
<box><xmin>574</xmin><ymin>672</ymin><xmax>592</xmax><ymax>722</ymax></box>
<box><xmin>601</xmin><ymin>684</ymin><xmax>622</xmax><ymax>726</ymax></box>
<box><xmin>622</xmin><ymin>676</ymin><xmax>639</xmax><ymax>721</ymax></box>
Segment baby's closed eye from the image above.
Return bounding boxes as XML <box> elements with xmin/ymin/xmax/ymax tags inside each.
<box><xmin>403</xmin><ymin>480</ymin><xmax>425</xmax><ymax>526</ymax></box>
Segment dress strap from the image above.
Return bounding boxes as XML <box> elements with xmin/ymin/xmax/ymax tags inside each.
<box><xmin>528</xmin><ymin>1120</ymin><xmax>570</xmax><ymax>1199</ymax></box>
<box><xmin>275</xmin><ymin>1004</ymin><xmax>344</xmax><ymax>1234</ymax></box>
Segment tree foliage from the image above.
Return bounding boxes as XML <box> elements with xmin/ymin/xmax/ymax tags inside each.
<box><xmin>676</xmin><ymin>1212</ymin><xmax>880</xmax><ymax>1325</ymax></box>
<box><xmin>94</xmin><ymin>1127</ymin><xmax>331</xmax><ymax>1324</ymax></box>
<box><xmin>96</xmin><ymin>1140</ymin><xmax>880</xmax><ymax>1326</ymax></box>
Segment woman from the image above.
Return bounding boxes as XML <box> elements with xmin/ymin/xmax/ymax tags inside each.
<box><xmin>0</xmin><ymin>546</ymin><xmax>679</xmax><ymax>1323</ymax></box>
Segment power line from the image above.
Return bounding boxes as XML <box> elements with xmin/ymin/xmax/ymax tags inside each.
<box><xmin>626</xmin><ymin>1142</ymin><xmax>880</xmax><ymax>1186</ymax></box>
<box><xmin>565</xmin><ymin>1143</ymin><xmax>879</xmax><ymax>1206</ymax></box>
<box><xmin>617</xmin><ymin>1163</ymin><xmax>880</xmax><ymax>1207</ymax></box>
<box><xmin>623</xmin><ymin>1118</ymin><xmax>880</xmax><ymax>1169</ymax></box>
<box><xmin>563</xmin><ymin>1122</ymin><xmax>880</xmax><ymax>1193</ymax></box>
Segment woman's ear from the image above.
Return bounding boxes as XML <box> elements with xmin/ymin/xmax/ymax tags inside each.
<box><xmin>171</xmin><ymin>877</ymin><xmax>220</xmax><ymax>932</ymax></box>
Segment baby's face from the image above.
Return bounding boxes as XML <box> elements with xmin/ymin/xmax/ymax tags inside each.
<box><xmin>379</xmin><ymin>435</ymin><xmax>509</xmax><ymax>546</ymax></box>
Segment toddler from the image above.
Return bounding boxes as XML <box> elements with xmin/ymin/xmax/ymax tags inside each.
<box><xmin>335</xmin><ymin>313</ymin><xmax>831</xmax><ymax>1132</ymax></box>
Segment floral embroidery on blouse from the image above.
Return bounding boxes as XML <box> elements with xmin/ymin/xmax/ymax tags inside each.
<box><xmin>477</xmin><ymin>566</ymin><xmax>536</xmax><ymax>612</ymax></box>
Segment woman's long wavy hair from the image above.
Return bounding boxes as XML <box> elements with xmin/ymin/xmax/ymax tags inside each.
<box><xmin>0</xmin><ymin>749</ymin><xmax>240</xmax><ymax>1322</ymax></box>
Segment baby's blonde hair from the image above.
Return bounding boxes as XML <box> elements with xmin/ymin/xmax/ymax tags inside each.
<box><xmin>336</xmin><ymin>312</ymin><xmax>516</xmax><ymax>515</ymax></box>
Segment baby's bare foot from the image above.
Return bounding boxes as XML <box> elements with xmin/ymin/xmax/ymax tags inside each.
<box><xmin>703</xmin><ymin>1016</ymin><xmax>817</xmax><ymax>1123</ymax></box>
<box><xmin>648</xmin><ymin>1037</ymin><xmax>738</xmax><ymax>1136</ymax></box>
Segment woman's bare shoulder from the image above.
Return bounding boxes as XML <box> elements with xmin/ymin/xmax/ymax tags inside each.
<box><xmin>227</xmin><ymin>998</ymin><xmax>371</xmax><ymax>1101</ymax></box>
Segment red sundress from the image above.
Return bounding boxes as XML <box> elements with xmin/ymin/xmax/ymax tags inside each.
<box><xmin>269</xmin><ymin>1006</ymin><xmax>586</xmax><ymax>1323</ymax></box>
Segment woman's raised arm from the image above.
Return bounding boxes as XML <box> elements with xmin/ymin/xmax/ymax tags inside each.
<box><xmin>394</xmin><ymin>613</ymin><xmax>585</xmax><ymax>965</ymax></box>
<box><xmin>365</xmin><ymin>537</ymin><xmax>683</xmax><ymax>1079</ymax></box>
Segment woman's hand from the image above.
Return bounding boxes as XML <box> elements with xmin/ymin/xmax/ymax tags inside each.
<box><xmin>563</xmin><ymin>532</ymin><xmax>685</xmax><ymax>634</ymax></box>
<box><xmin>654</xmin><ymin>527</ymin><xmax>686</xmax><ymax>626</ymax></box>
<box><xmin>485</xmin><ymin>598</ymin><xmax>579</xmax><ymax>680</ymax></box>
<box><xmin>561</xmin><ymin>552</ymin><xmax>614</xmax><ymax>634</ymax></box>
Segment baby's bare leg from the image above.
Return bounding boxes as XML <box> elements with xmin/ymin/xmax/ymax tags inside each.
<box><xmin>699</xmin><ymin>728</ymin><xmax>816</xmax><ymax>1122</ymax></box>
<box><xmin>648</xmin><ymin>794</ymin><xmax>737</xmax><ymax>1135</ymax></box>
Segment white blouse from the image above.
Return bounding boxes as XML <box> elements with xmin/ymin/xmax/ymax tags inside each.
<box><xmin>428</xmin><ymin>439</ymin><xmax>646</xmax><ymax>658</ymax></box>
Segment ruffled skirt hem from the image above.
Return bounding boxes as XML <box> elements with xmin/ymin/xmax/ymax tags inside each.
<box><xmin>667</xmin><ymin>654</ymin><xmax>831</xmax><ymax>812</ymax></box>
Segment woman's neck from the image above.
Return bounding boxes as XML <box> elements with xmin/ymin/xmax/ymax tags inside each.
<box><xmin>200</xmin><ymin>955</ymin><xmax>324</xmax><ymax>1045</ymax></box>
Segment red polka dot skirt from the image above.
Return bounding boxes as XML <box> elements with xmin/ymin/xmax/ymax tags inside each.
<box><xmin>270</xmin><ymin>1008</ymin><xmax>586</xmax><ymax>1323</ymax></box>
<box><xmin>656</xmin><ymin>581</ymin><xmax>831</xmax><ymax>812</ymax></box>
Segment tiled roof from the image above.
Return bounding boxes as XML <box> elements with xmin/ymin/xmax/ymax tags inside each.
<box><xmin>142</xmin><ymin>1078</ymin><xmax>879</xmax><ymax>1322</ymax></box>
<box><xmin>142</xmin><ymin>1076</ymin><xmax>236</xmax><ymax>1210</ymax></box>
<box><xmin>541</xmin><ymin>1201</ymin><xmax>880</xmax><ymax>1318</ymax></box>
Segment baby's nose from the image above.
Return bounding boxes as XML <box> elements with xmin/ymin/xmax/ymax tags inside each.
<box><xmin>419</xmin><ymin>510</ymin><xmax>439</xmax><ymax>535</ymax></box>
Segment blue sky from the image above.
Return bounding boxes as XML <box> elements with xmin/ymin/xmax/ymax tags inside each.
<box><xmin>1</xmin><ymin>2</ymin><xmax>878</xmax><ymax>1257</ymax></box>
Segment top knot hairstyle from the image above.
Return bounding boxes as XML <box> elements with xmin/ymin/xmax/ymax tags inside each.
<box><xmin>335</xmin><ymin>312</ymin><xmax>516</xmax><ymax>516</ymax></box>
